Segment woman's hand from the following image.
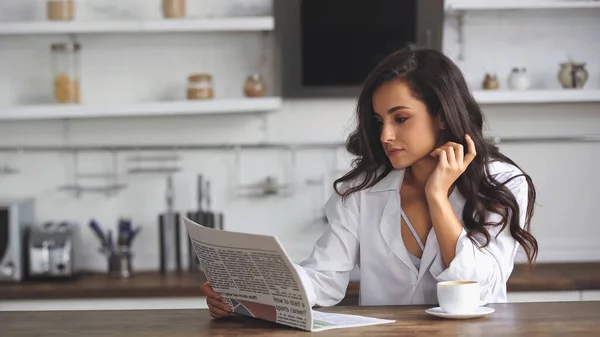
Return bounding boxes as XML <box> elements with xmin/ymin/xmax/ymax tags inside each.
<box><xmin>201</xmin><ymin>281</ymin><xmax>234</xmax><ymax>319</ymax></box>
<box><xmin>425</xmin><ymin>134</ymin><xmax>477</xmax><ymax>198</ymax></box>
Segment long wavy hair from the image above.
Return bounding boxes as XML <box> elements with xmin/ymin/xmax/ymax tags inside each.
<box><xmin>334</xmin><ymin>47</ymin><xmax>538</xmax><ymax>265</ymax></box>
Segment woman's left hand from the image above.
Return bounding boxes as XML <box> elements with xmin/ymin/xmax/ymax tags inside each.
<box><xmin>425</xmin><ymin>134</ymin><xmax>477</xmax><ymax>197</ymax></box>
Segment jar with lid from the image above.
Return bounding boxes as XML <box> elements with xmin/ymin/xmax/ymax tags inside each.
<box><xmin>47</xmin><ymin>0</ymin><xmax>74</xmax><ymax>21</ymax></box>
<box><xmin>162</xmin><ymin>0</ymin><xmax>186</xmax><ymax>18</ymax></box>
<box><xmin>187</xmin><ymin>74</ymin><xmax>214</xmax><ymax>100</ymax></box>
<box><xmin>51</xmin><ymin>43</ymin><xmax>81</xmax><ymax>104</ymax></box>
<box><xmin>482</xmin><ymin>73</ymin><xmax>499</xmax><ymax>90</ymax></box>
<box><xmin>243</xmin><ymin>74</ymin><xmax>266</xmax><ymax>97</ymax></box>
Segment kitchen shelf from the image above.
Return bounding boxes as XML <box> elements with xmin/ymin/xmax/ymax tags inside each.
<box><xmin>473</xmin><ymin>89</ymin><xmax>600</xmax><ymax>104</ymax></box>
<box><xmin>446</xmin><ymin>1</ymin><xmax>600</xmax><ymax>11</ymax></box>
<box><xmin>0</xmin><ymin>97</ymin><xmax>282</xmax><ymax>121</ymax></box>
<box><xmin>0</xmin><ymin>17</ymin><xmax>274</xmax><ymax>35</ymax></box>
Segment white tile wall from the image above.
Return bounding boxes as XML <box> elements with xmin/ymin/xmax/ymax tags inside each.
<box><xmin>0</xmin><ymin>0</ymin><xmax>598</xmax><ymax>275</ymax></box>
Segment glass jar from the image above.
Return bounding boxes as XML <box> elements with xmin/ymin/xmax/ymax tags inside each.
<box><xmin>47</xmin><ymin>0</ymin><xmax>74</xmax><ymax>21</ymax></box>
<box><xmin>187</xmin><ymin>74</ymin><xmax>214</xmax><ymax>100</ymax></box>
<box><xmin>162</xmin><ymin>0</ymin><xmax>186</xmax><ymax>18</ymax></box>
<box><xmin>243</xmin><ymin>74</ymin><xmax>266</xmax><ymax>97</ymax></box>
<box><xmin>51</xmin><ymin>43</ymin><xmax>81</xmax><ymax>104</ymax></box>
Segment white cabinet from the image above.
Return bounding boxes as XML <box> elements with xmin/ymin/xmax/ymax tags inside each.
<box><xmin>507</xmin><ymin>290</ymin><xmax>600</xmax><ymax>303</ymax></box>
<box><xmin>507</xmin><ymin>291</ymin><xmax>581</xmax><ymax>303</ymax></box>
<box><xmin>581</xmin><ymin>290</ymin><xmax>600</xmax><ymax>301</ymax></box>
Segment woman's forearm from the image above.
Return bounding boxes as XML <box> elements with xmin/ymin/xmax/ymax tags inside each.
<box><xmin>426</xmin><ymin>192</ymin><xmax>464</xmax><ymax>268</ymax></box>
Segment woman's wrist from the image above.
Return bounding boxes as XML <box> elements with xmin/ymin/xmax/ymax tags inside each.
<box><xmin>425</xmin><ymin>188</ymin><xmax>448</xmax><ymax>203</ymax></box>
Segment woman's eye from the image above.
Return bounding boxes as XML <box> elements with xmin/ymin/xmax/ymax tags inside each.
<box><xmin>395</xmin><ymin>117</ymin><xmax>408</xmax><ymax>124</ymax></box>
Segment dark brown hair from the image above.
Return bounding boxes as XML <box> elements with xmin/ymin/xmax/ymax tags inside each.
<box><xmin>334</xmin><ymin>47</ymin><xmax>538</xmax><ymax>265</ymax></box>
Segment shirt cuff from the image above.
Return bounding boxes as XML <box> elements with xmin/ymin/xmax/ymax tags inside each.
<box><xmin>430</xmin><ymin>229</ymin><xmax>463</xmax><ymax>279</ymax></box>
<box><xmin>293</xmin><ymin>264</ymin><xmax>317</xmax><ymax>307</ymax></box>
<box><xmin>429</xmin><ymin>229</ymin><xmax>496</xmax><ymax>303</ymax></box>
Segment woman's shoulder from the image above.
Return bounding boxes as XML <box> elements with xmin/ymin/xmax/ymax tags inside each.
<box><xmin>485</xmin><ymin>160</ymin><xmax>527</xmax><ymax>189</ymax></box>
<box><xmin>335</xmin><ymin>166</ymin><xmax>395</xmax><ymax>195</ymax></box>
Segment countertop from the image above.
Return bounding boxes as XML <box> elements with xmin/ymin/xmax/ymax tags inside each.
<box><xmin>1</xmin><ymin>262</ymin><xmax>598</xmax><ymax>301</ymax></box>
<box><xmin>0</xmin><ymin>271</ymin><xmax>208</xmax><ymax>300</ymax></box>
<box><xmin>2</xmin><ymin>301</ymin><xmax>599</xmax><ymax>336</ymax></box>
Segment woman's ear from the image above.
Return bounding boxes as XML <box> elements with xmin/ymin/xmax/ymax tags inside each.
<box><xmin>435</xmin><ymin>115</ymin><xmax>450</xmax><ymax>147</ymax></box>
<box><xmin>437</xmin><ymin>115</ymin><xmax>447</xmax><ymax>130</ymax></box>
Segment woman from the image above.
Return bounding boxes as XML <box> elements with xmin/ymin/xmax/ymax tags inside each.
<box><xmin>202</xmin><ymin>47</ymin><xmax>538</xmax><ymax>318</ymax></box>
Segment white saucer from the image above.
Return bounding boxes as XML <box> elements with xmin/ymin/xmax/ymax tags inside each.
<box><xmin>425</xmin><ymin>306</ymin><xmax>495</xmax><ymax>320</ymax></box>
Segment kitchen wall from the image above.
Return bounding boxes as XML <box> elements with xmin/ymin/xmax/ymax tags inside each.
<box><xmin>0</xmin><ymin>0</ymin><xmax>598</xmax><ymax>274</ymax></box>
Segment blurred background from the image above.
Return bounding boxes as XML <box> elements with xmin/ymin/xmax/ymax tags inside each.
<box><xmin>0</xmin><ymin>0</ymin><xmax>598</xmax><ymax>311</ymax></box>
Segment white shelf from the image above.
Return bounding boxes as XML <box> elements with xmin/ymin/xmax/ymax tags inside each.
<box><xmin>0</xmin><ymin>97</ymin><xmax>282</xmax><ymax>121</ymax></box>
<box><xmin>473</xmin><ymin>89</ymin><xmax>600</xmax><ymax>104</ymax></box>
<box><xmin>0</xmin><ymin>17</ymin><xmax>274</xmax><ymax>35</ymax></box>
<box><xmin>447</xmin><ymin>0</ymin><xmax>600</xmax><ymax>11</ymax></box>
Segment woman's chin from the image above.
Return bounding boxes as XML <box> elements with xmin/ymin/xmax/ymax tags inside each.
<box><xmin>388</xmin><ymin>157</ymin><xmax>410</xmax><ymax>169</ymax></box>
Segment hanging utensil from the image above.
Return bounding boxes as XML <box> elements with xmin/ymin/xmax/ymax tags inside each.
<box><xmin>159</xmin><ymin>174</ymin><xmax>181</xmax><ymax>274</ymax></box>
<box><xmin>187</xmin><ymin>174</ymin><xmax>205</xmax><ymax>272</ymax></box>
<box><xmin>205</xmin><ymin>180</ymin><xmax>215</xmax><ymax>229</ymax></box>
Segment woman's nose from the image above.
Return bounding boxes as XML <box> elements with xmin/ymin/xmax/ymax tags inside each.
<box><xmin>380</xmin><ymin>122</ymin><xmax>395</xmax><ymax>143</ymax></box>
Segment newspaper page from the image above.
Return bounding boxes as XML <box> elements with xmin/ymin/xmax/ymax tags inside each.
<box><xmin>184</xmin><ymin>217</ymin><xmax>313</xmax><ymax>331</ymax></box>
<box><xmin>183</xmin><ymin>217</ymin><xmax>395</xmax><ymax>332</ymax></box>
<box><xmin>311</xmin><ymin>310</ymin><xmax>394</xmax><ymax>332</ymax></box>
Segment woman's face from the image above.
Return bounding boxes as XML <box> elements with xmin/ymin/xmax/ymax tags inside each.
<box><xmin>372</xmin><ymin>80</ymin><xmax>444</xmax><ymax>169</ymax></box>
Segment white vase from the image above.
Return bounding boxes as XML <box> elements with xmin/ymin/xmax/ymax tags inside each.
<box><xmin>507</xmin><ymin>68</ymin><xmax>532</xmax><ymax>91</ymax></box>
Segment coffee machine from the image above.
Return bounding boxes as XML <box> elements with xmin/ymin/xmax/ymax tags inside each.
<box><xmin>0</xmin><ymin>198</ymin><xmax>35</xmax><ymax>282</ymax></box>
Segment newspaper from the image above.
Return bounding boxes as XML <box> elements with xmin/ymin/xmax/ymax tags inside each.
<box><xmin>183</xmin><ymin>217</ymin><xmax>395</xmax><ymax>332</ymax></box>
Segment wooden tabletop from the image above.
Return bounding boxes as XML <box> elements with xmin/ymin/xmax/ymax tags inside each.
<box><xmin>1</xmin><ymin>262</ymin><xmax>599</xmax><ymax>300</ymax></box>
<box><xmin>1</xmin><ymin>301</ymin><xmax>598</xmax><ymax>336</ymax></box>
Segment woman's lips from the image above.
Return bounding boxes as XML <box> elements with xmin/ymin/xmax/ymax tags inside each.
<box><xmin>386</xmin><ymin>148</ymin><xmax>404</xmax><ymax>156</ymax></box>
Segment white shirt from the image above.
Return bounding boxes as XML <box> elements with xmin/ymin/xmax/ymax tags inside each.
<box><xmin>294</xmin><ymin>161</ymin><xmax>529</xmax><ymax>307</ymax></box>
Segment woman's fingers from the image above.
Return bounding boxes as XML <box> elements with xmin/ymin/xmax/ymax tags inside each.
<box><xmin>207</xmin><ymin>297</ymin><xmax>235</xmax><ymax>319</ymax></box>
<box><xmin>438</xmin><ymin>146</ymin><xmax>448</xmax><ymax>167</ymax></box>
<box><xmin>432</xmin><ymin>138</ymin><xmax>473</xmax><ymax>168</ymax></box>
<box><xmin>452</xmin><ymin>142</ymin><xmax>464</xmax><ymax>165</ymax></box>
<box><xmin>464</xmin><ymin>134</ymin><xmax>477</xmax><ymax>164</ymax></box>
<box><xmin>201</xmin><ymin>282</ymin><xmax>222</xmax><ymax>300</ymax></box>
<box><xmin>207</xmin><ymin>297</ymin><xmax>232</xmax><ymax>313</ymax></box>
<box><xmin>202</xmin><ymin>282</ymin><xmax>234</xmax><ymax>319</ymax></box>
<box><xmin>209</xmin><ymin>306</ymin><xmax>231</xmax><ymax>319</ymax></box>
<box><xmin>445</xmin><ymin>145</ymin><xmax>457</xmax><ymax>167</ymax></box>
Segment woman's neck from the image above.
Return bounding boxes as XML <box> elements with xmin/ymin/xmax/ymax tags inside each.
<box><xmin>405</xmin><ymin>156</ymin><xmax>438</xmax><ymax>190</ymax></box>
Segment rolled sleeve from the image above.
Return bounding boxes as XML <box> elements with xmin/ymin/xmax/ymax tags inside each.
<box><xmin>293</xmin><ymin>264</ymin><xmax>318</xmax><ymax>307</ymax></box>
<box><xmin>430</xmin><ymin>228</ymin><xmax>504</xmax><ymax>303</ymax></box>
<box><xmin>296</xmin><ymin>190</ymin><xmax>360</xmax><ymax>307</ymax></box>
<box><xmin>430</xmin><ymin>173</ymin><xmax>529</xmax><ymax>304</ymax></box>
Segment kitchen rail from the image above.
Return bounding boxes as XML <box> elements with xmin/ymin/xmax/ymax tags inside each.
<box><xmin>0</xmin><ymin>135</ymin><xmax>598</xmax><ymax>153</ymax></box>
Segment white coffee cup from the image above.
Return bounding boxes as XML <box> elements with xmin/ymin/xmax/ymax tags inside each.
<box><xmin>437</xmin><ymin>281</ymin><xmax>480</xmax><ymax>314</ymax></box>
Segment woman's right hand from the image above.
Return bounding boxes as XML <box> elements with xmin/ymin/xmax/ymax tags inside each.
<box><xmin>200</xmin><ymin>281</ymin><xmax>234</xmax><ymax>319</ymax></box>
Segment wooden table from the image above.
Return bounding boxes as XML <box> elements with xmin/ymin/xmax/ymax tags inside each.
<box><xmin>1</xmin><ymin>301</ymin><xmax>598</xmax><ymax>336</ymax></box>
